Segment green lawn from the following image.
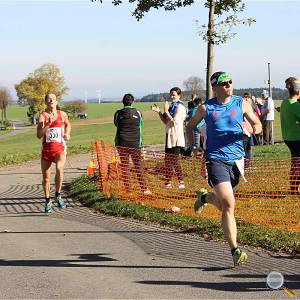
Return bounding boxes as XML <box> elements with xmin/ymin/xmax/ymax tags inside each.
<box><xmin>0</xmin><ymin>118</ymin><xmax>167</xmax><ymax>166</ymax></box>
<box><xmin>0</xmin><ymin>103</ymin><xmax>289</xmax><ymax>166</ymax></box>
<box><xmin>6</xmin><ymin>102</ymin><xmax>160</xmax><ymax>120</ymax></box>
<box><xmin>6</xmin><ymin>105</ymin><xmax>30</xmax><ymax>123</ymax></box>
<box><xmin>70</xmin><ymin>119</ymin><xmax>165</xmax><ymax>150</ymax></box>
<box><xmin>85</xmin><ymin>102</ymin><xmax>157</xmax><ymax>119</ymax></box>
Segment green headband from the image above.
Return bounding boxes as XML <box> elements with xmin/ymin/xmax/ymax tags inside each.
<box><xmin>216</xmin><ymin>72</ymin><xmax>231</xmax><ymax>85</ymax></box>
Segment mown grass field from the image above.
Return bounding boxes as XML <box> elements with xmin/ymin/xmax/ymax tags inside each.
<box><xmin>0</xmin><ymin>101</ymin><xmax>289</xmax><ymax>166</ymax></box>
<box><xmin>6</xmin><ymin>105</ymin><xmax>32</xmax><ymax>124</ymax></box>
<box><xmin>0</xmin><ymin>103</ymin><xmax>170</xmax><ymax>166</ymax></box>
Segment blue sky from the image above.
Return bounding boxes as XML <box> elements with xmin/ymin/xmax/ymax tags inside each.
<box><xmin>0</xmin><ymin>0</ymin><xmax>299</xmax><ymax>100</ymax></box>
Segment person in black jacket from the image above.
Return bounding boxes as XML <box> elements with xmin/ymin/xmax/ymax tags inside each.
<box><xmin>114</xmin><ymin>94</ymin><xmax>151</xmax><ymax>195</ymax></box>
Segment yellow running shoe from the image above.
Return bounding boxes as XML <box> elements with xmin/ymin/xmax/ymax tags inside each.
<box><xmin>232</xmin><ymin>248</ymin><xmax>248</xmax><ymax>267</ymax></box>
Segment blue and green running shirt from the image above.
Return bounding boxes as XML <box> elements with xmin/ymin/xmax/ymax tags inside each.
<box><xmin>204</xmin><ymin>95</ymin><xmax>245</xmax><ymax>162</ymax></box>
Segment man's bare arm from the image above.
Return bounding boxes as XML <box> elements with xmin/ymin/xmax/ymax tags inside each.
<box><xmin>37</xmin><ymin>114</ymin><xmax>51</xmax><ymax>139</ymax></box>
<box><xmin>243</xmin><ymin>100</ymin><xmax>262</xmax><ymax>134</ymax></box>
<box><xmin>63</xmin><ymin>112</ymin><xmax>71</xmax><ymax>141</ymax></box>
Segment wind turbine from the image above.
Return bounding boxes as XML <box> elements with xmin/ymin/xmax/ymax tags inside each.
<box><xmin>84</xmin><ymin>91</ymin><xmax>88</xmax><ymax>104</ymax></box>
<box><xmin>97</xmin><ymin>89</ymin><xmax>101</xmax><ymax>104</ymax></box>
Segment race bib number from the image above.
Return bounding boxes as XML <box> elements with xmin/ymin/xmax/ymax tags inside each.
<box><xmin>46</xmin><ymin>127</ymin><xmax>62</xmax><ymax>143</ymax></box>
<box><xmin>235</xmin><ymin>157</ymin><xmax>247</xmax><ymax>182</ymax></box>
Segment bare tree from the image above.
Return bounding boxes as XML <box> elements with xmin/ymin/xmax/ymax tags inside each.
<box><xmin>183</xmin><ymin>76</ymin><xmax>205</xmax><ymax>95</ymax></box>
<box><xmin>0</xmin><ymin>87</ymin><xmax>12</xmax><ymax>125</ymax></box>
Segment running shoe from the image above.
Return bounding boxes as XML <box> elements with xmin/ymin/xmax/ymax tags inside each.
<box><xmin>194</xmin><ymin>188</ymin><xmax>208</xmax><ymax>215</ymax></box>
<box><xmin>45</xmin><ymin>200</ymin><xmax>53</xmax><ymax>213</ymax></box>
<box><xmin>143</xmin><ymin>188</ymin><xmax>152</xmax><ymax>195</ymax></box>
<box><xmin>165</xmin><ymin>182</ymin><xmax>172</xmax><ymax>188</ymax></box>
<box><xmin>232</xmin><ymin>248</ymin><xmax>248</xmax><ymax>267</ymax></box>
<box><xmin>56</xmin><ymin>195</ymin><xmax>66</xmax><ymax>209</ymax></box>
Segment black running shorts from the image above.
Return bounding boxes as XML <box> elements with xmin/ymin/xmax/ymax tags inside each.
<box><xmin>206</xmin><ymin>159</ymin><xmax>240</xmax><ymax>188</ymax></box>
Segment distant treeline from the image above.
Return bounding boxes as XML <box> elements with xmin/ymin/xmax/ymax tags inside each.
<box><xmin>139</xmin><ymin>88</ymin><xmax>288</xmax><ymax>102</ymax></box>
<box><xmin>139</xmin><ymin>91</ymin><xmax>205</xmax><ymax>102</ymax></box>
<box><xmin>234</xmin><ymin>88</ymin><xmax>288</xmax><ymax>100</ymax></box>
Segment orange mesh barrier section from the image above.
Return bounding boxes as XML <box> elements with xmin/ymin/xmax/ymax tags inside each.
<box><xmin>91</xmin><ymin>140</ymin><xmax>300</xmax><ymax>233</ymax></box>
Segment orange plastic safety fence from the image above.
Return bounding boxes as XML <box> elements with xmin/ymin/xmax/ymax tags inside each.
<box><xmin>90</xmin><ymin>140</ymin><xmax>300</xmax><ymax>233</ymax></box>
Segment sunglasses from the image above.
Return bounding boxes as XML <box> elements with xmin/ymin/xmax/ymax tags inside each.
<box><xmin>219</xmin><ymin>80</ymin><xmax>233</xmax><ymax>87</ymax></box>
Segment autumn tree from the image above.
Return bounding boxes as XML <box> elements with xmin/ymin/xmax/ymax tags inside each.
<box><xmin>15</xmin><ymin>63</ymin><xmax>69</xmax><ymax>124</ymax></box>
<box><xmin>63</xmin><ymin>100</ymin><xmax>87</xmax><ymax>119</ymax></box>
<box><xmin>92</xmin><ymin>0</ymin><xmax>254</xmax><ymax>99</ymax></box>
<box><xmin>0</xmin><ymin>87</ymin><xmax>12</xmax><ymax>126</ymax></box>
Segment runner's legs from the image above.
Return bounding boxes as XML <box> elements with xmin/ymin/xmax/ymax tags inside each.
<box><xmin>41</xmin><ymin>158</ymin><xmax>52</xmax><ymax>198</ymax></box>
<box><xmin>54</xmin><ymin>151</ymin><xmax>66</xmax><ymax>194</ymax></box>
<box><xmin>213</xmin><ymin>181</ymin><xmax>237</xmax><ymax>249</ymax></box>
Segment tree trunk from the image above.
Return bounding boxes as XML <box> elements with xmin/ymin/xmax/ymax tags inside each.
<box><xmin>4</xmin><ymin>107</ymin><xmax>7</xmax><ymax>121</ymax></box>
<box><xmin>206</xmin><ymin>0</ymin><xmax>215</xmax><ymax>101</ymax></box>
<box><xmin>32</xmin><ymin>112</ymin><xmax>36</xmax><ymax>125</ymax></box>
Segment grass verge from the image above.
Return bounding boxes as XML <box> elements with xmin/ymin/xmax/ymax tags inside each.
<box><xmin>69</xmin><ymin>175</ymin><xmax>300</xmax><ymax>256</ymax></box>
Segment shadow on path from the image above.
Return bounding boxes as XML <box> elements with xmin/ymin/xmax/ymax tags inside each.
<box><xmin>0</xmin><ymin>177</ymin><xmax>299</xmax><ymax>297</ymax></box>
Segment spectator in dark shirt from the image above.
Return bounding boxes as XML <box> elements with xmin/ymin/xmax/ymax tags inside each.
<box><xmin>187</xmin><ymin>93</ymin><xmax>198</xmax><ymax>120</ymax></box>
<box><xmin>114</xmin><ymin>94</ymin><xmax>151</xmax><ymax>195</ymax></box>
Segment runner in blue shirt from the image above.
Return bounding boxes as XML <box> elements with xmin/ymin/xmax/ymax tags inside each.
<box><xmin>186</xmin><ymin>71</ymin><xmax>262</xmax><ymax>267</ymax></box>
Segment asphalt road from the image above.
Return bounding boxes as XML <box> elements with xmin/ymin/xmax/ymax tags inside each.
<box><xmin>0</xmin><ymin>153</ymin><xmax>298</xmax><ymax>299</ymax></box>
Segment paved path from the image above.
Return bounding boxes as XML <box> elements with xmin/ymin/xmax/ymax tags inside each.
<box><xmin>0</xmin><ymin>154</ymin><xmax>298</xmax><ymax>299</ymax></box>
<box><xmin>0</xmin><ymin>119</ymin><xmax>32</xmax><ymax>139</ymax></box>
